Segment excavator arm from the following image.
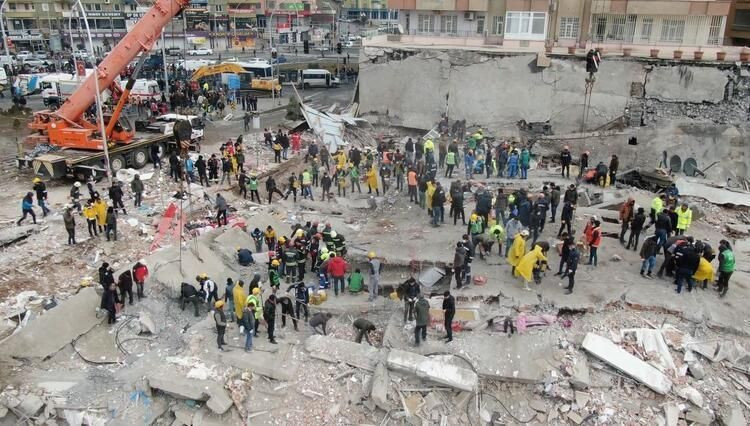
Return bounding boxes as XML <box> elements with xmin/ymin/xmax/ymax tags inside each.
<box><xmin>190</xmin><ymin>63</ymin><xmax>246</xmax><ymax>81</ymax></box>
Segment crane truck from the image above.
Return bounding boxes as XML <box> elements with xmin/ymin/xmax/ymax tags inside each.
<box><xmin>18</xmin><ymin>0</ymin><xmax>193</xmax><ymax>181</ymax></box>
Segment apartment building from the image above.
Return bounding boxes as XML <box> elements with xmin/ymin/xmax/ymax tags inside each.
<box><xmin>386</xmin><ymin>0</ymin><xmax>731</xmax><ymax>49</ymax></box>
<box><xmin>726</xmin><ymin>0</ymin><xmax>750</xmax><ymax>45</ymax></box>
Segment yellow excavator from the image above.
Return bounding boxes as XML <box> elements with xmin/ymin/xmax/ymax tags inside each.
<box><xmin>190</xmin><ymin>63</ymin><xmax>281</xmax><ymax>94</ymax></box>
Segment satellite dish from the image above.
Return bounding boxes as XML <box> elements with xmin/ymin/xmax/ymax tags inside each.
<box><xmin>669</xmin><ymin>155</ymin><xmax>682</xmax><ymax>173</ymax></box>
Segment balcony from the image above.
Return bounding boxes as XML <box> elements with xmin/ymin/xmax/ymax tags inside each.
<box><xmin>590</xmin><ymin>0</ymin><xmax>731</xmax><ymax>17</ymax></box>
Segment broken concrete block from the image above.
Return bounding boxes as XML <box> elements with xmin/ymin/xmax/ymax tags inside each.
<box><xmin>173</xmin><ymin>408</ymin><xmax>196</xmax><ymax>426</ymax></box>
<box><xmin>453</xmin><ymin>391</ymin><xmax>473</xmax><ymax>411</ymax></box>
<box><xmin>664</xmin><ymin>404</ymin><xmax>679</xmax><ymax>426</ymax></box>
<box><xmin>422</xmin><ymin>392</ymin><xmax>442</xmax><ymax>413</ymax></box>
<box><xmin>370</xmin><ymin>362</ymin><xmax>390</xmax><ymax>410</ymax></box>
<box><xmin>574</xmin><ymin>391</ymin><xmax>589</xmax><ymax>408</ymax></box>
<box><xmin>677</xmin><ymin>386</ymin><xmax>704</xmax><ymax>407</ymax></box>
<box><xmin>386</xmin><ymin>349</ymin><xmax>478</xmax><ymax>392</ymax></box>
<box><xmin>567</xmin><ymin>411</ymin><xmax>584</xmax><ymax>425</ymax></box>
<box><xmin>402</xmin><ymin>393</ymin><xmax>424</xmax><ymax>417</ymax></box>
<box><xmin>722</xmin><ymin>407</ymin><xmax>747</xmax><ymax>426</ymax></box>
<box><xmin>147</xmin><ymin>374</ymin><xmax>233</xmax><ymax>415</ymax></box>
<box><xmin>569</xmin><ymin>357</ymin><xmax>590</xmax><ymax>390</ymax></box>
<box><xmin>0</xmin><ymin>287</ymin><xmax>104</xmax><ymax>359</ymax></box>
<box><xmin>687</xmin><ymin>362</ymin><xmax>705</xmax><ymax>380</ymax></box>
<box><xmin>305</xmin><ymin>335</ymin><xmax>385</xmax><ymax>371</ymax></box>
<box><xmin>685</xmin><ymin>408</ymin><xmax>713</xmax><ymax>425</ymax></box>
<box><xmin>17</xmin><ymin>394</ymin><xmax>44</xmax><ymax>417</ymax></box>
<box><xmin>138</xmin><ymin>312</ymin><xmax>158</xmax><ymax>335</ymax></box>
<box><xmin>582</xmin><ymin>333</ymin><xmax>672</xmax><ymax>394</ymax></box>
<box><xmin>220</xmin><ymin>348</ymin><xmax>296</xmax><ymax>381</ymax></box>
<box><xmin>529</xmin><ymin>399</ymin><xmax>547</xmax><ymax>413</ymax></box>
<box><xmin>0</xmin><ymin>321</ymin><xmax>15</xmax><ymax>341</ymax></box>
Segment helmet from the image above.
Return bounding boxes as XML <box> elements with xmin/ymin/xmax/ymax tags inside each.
<box><xmin>252</xmin><ymin>287</ymin><xmax>261</xmax><ymax>295</ymax></box>
<box><xmin>214</xmin><ymin>300</ymin><xmax>225</xmax><ymax>309</ymax></box>
<box><xmin>33</xmin><ymin>177</ymin><xmax>41</xmax><ymax>183</ymax></box>
<box><xmin>199</xmin><ymin>273</ymin><xmax>208</xmax><ymax>279</ymax></box>
<box><xmin>470</xmin><ymin>213</ymin><xmax>478</xmax><ymax>222</ymax></box>
<box><xmin>74</xmin><ymin>182</ymin><xmax>82</xmax><ymax>187</ymax></box>
<box><xmin>271</xmin><ymin>259</ymin><xmax>281</xmax><ymax>267</ymax></box>
<box><xmin>368</xmin><ymin>252</ymin><xmax>376</xmax><ymax>259</ymax></box>
<box><xmin>236</xmin><ymin>247</ymin><xmax>241</xmax><ymax>251</ymax></box>
<box><xmin>331</xmin><ymin>231</ymin><xmax>338</xmax><ymax>238</ymax></box>
<box><xmin>521</xmin><ymin>230</ymin><xmax>530</xmax><ymax>237</ymax></box>
<box><xmin>279</xmin><ymin>236</ymin><xmax>286</xmax><ymax>244</ymax></box>
<box><xmin>295</xmin><ymin>229</ymin><xmax>304</xmax><ymax>238</ymax></box>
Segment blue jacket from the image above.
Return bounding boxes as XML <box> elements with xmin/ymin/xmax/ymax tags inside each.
<box><xmin>22</xmin><ymin>199</ymin><xmax>33</xmax><ymax>210</ymax></box>
<box><xmin>464</xmin><ymin>154</ymin><xmax>475</xmax><ymax>167</ymax></box>
<box><xmin>185</xmin><ymin>158</ymin><xmax>194</xmax><ymax>172</ymax></box>
<box><xmin>508</xmin><ymin>153</ymin><xmax>519</xmax><ymax>166</ymax></box>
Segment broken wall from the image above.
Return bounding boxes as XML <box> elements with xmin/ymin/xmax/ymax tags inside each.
<box><xmin>359</xmin><ymin>49</ymin><xmax>731</xmax><ymax>135</ymax></box>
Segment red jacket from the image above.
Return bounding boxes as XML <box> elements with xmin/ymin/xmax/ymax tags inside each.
<box><xmin>588</xmin><ymin>227</ymin><xmax>602</xmax><ymax>248</ymax></box>
<box><xmin>327</xmin><ymin>256</ymin><xmax>348</xmax><ymax>278</ymax></box>
<box><xmin>133</xmin><ymin>264</ymin><xmax>149</xmax><ymax>283</ymax></box>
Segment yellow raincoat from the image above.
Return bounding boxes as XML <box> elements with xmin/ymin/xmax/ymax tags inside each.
<box><xmin>514</xmin><ymin>245</ymin><xmax>548</xmax><ymax>283</ymax></box>
<box><xmin>233</xmin><ymin>284</ymin><xmax>247</xmax><ymax>320</ymax></box>
<box><xmin>83</xmin><ymin>205</ymin><xmax>97</xmax><ymax>221</ymax></box>
<box><xmin>93</xmin><ymin>199</ymin><xmax>107</xmax><ymax>226</ymax></box>
<box><xmin>693</xmin><ymin>257</ymin><xmax>715</xmax><ymax>282</ymax></box>
<box><xmin>366</xmin><ymin>168</ymin><xmax>378</xmax><ymax>190</ymax></box>
<box><xmin>425</xmin><ymin>181</ymin><xmax>436</xmax><ymax>208</ymax></box>
<box><xmin>507</xmin><ymin>234</ymin><xmax>527</xmax><ymax>267</ymax></box>
<box><xmin>337</xmin><ymin>152</ymin><xmax>347</xmax><ymax>169</ymax></box>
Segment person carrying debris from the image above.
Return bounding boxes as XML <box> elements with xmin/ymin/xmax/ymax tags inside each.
<box><xmin>515</xmin><ymin>243</ymin><xmax>548</xmax><ymax>291</ymax></box>
<box><xmin>214</xmin><ymin>300</ymin><xmax>229</xmax><ymax>351</ymax></box>
<box><xmin>507</xmin><ymin>229</ymin><xmax>529</xmax><ymax>275</ymax></box>
<box><xmin>414</xmin><ymin>295</ymin><xmax>430</xmax><ymax>346</ymax></box>
<box><xmin>716</xmin><ymin>240</ymin><xmax>735</xmax><ymax>297</ymax></box>
<box><xmin>402</xmin><ymin>277</ymin><xmax>420</xmax><ymax>322</ymax></box>
<box><xmin>133</xmin><ymin>260</ymin><xmax>149</xmax><ymax>300</ymax></box>
<box><xmin>353</xmin><ymin>318</ymin><xmax>376</xmax><ymax>344</ymax></box>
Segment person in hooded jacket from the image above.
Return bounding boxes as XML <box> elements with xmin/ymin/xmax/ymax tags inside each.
<box><xmin>131</xmin><ymin>174</ymin><xmax>144</xmax><ymax>207</ymax></box>
<box><xmin>17</xmin><ymin>192</ymin><xmax>36</xmax><ymax>226</ymax></box>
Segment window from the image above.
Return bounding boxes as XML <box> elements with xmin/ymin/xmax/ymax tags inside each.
<box><xmin>41</xmin><ymin>3</ymin><xmax>49</xmax><ymax>11</ymax></box>
<box><xmin>708</xmin><ymin>15</ymin><xmax>723</xmax><ymax>45</ymax></box>
<box><xmin>129</xmin><ymin>4</ymin><xmax>137</xmax><ymax>11</ymax></box>
<box><xmin>417</xmin><ymin>14</ymin><xmax>434</xmax><ymax>33</ymax></box>
<box><xmin>113</xmin><ymin>19</ymin><xmax>126</xmax><ymax>29</ymax></box>
<box><xmin>440</xmin><ymin>15</ymin><xmax>457</xmax><ymax>34</ymax></box>
<box><xmin>476</xmin><ymin>15</ymin><xmax>485</xmax><ymax>34</ymax></box>
<box><xmin>23</xmin><ymin>3</ymin><xmax>30</xmax><ymax>10</ymax></box>
<box><xmin>640</xmin><ymin>17</ymin><xmax>653</xmax><ymax>42</ymax></box>
<box><xmin>660</xmin><ymin>18</ymin><xmax>685</xmax><ymax>43</ymax></box>
<box><xmin>492</xmin><ymin>16</ymin><xmax>503</xmax><ymax>35</ymax></box>
<box><xmin>114</xmin><ymin>4</ymin><xmax>120</xmax><ymax>11</ymax></box>
<box><xmin>94</xmin><ymin>4</ymin><xmax>102</xmax><ymax>11</ymax></box>
<box><xmin>505</xmin><ymin>12</ymin><xmax>546</xmax><ymax>40</ymax></box>
<box><xmin>8</xmin><ymin>4</ymin><xmax>15</xmax><ymax>10</ymax></box>
<box><xmin>215</xmin><ymin>4</ymin><xmax>223</xmax><ymax>11</ymax></box>
<box><xmin>559</xmin><ymin>17</ymin><xmax>579</xmax><ymax>39</ymax></box>
<box><xmin>84</xmin><ymin>4</ymin><xmax>91</xmax><ymax>10</ymax></box>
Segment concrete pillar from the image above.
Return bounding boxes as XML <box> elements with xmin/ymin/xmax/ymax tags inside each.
<box><xmin>579</xmin><ymin>0</ymin><xmax>592</xmax><ymax>48</ymax></box>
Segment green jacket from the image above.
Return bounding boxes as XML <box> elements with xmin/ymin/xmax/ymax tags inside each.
<box><xmin>415</xmin><ymin>298</ymin><xmax>430</xmax><ymax>326</ymax></box>
<box><xmin>348</xmin><ymin>272</ymin><xmax>364</xmax><ymax>292</ymax></box>
<box><xmin>720</xmin><ymin>249</ymin><xmax>735</xmax><ymax>273</ymax></box>
<box><xmin>520</xmin><ymin>150</ymin><xmax>530</xmax><ymax>167</ymax></box>
<box><xmin>446</xmin><ymin>152</ymin><xmax>456</xmax><ymax>165</ymax></box>
<box><xmin>349</xmin><ymin>167</ymin><xmax>360</xmax><ymax>179</ymax></box>
<box><xmin>247</xmin><ymin>178</ymin><xmax>259</xmax><ymax>191</ymax></box>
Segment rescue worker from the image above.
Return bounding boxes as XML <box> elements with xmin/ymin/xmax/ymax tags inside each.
<box><xmin>366</xmin><ymin>166</ymin><xmax>379</xmax><ymax>195</ymax></box>
<box><xmin>105</xmin><ymin>206</ymin><xmax>117</xmax><ymax>241</ymax></box>
<box><xmin>489</xmin><ymin>223</ymin><xmax>505</xmax><ymax>256</ymax></box>
<box><xmin>109</xmin><ymin>181</ymin><xmax>127</xmax><ymax>215</ymax></box>
<box><xmin>269</xmin><ymin>259</ymin><xmax>282</xmax><ymax>288</ymax></box>
<box><xmin>507</xmin><ymin>229</ymin><xmax>529</xmax><ymax>275</ymax></box>
<box><xmin>676</xmin><ymin>203</ymin><xmax>693</xmax><ymax>235</ymax></box>
<box><xmin>70</xmin><ymin>181</ymin><xmax>83</xmax><ymax>213</ymax></box>
<box><xmin>693</xmin><ymin>255</ymin><xmax>715</xmax><ymax>290</ymax></box>
<box><xmin>32</xmin><ymin>177</ymin><xmax>50</xmax><ymax>217</ymax></box>
<box><xmin>716</xmin><ymin>240</ymin><xmax>735</xmax><ymax>297</ymax></box>
<box><xmin>627</xmin><ymin>207</ymin><xmax>647</xmax><ymax>251</ymax></box>
<box><xmin>214</xmin><ymin>300</ymin><xmax>228</xmax><ymax>351</ymax></box>
<box><xmin>117</xmin><ymin>270</ymin><xmax>134</xmax><ymax>305</ymax></box>
<box><xmin>248</xmin><ymin>173</ymin><xmax>260</xmax><ymax>203</ymax></box>
<box><xmin>414</xmin><ymin>294</ymin><xmax>429</xmax><ymax>346</ymax></box>
<box><xmin>17</xmin><ymin>192</ymin><xmax>36</xmax><ymax>226</ymax></box>
<box><xmin>442</xmin><ymin>290</ymin><xmax>455</xmax><ymax>342</ymax></box>
<box><xmin>83</xmin><ymin>201</ymin><xmax>98</xmax><ymax>237</ymax></box>
<box><xmin>102</xmin><ymin>282</ymin><xmax>120</xmax><ymax>325</ymax></box>
<box><xmin>224</xmin><ymin>278</ymin><xmax>236</xmax><ymax>322</ymax></box>
<box><xmin>348</xmin><ymin>268</ymin><xmax>364</xmax><ymax>293</ymax></box>
<box><xmin>243</xmin><ymin>299</ymin><xmax>256</xmax><ymax>352</ymax></box>
<box><xmin>367</xmin><ymin>252</ymin><xmax>382</xmax><ymax>302</ymax></box>
<box><xmin>310</xmin><ymin>312</ymin><xmax>333</xmax><ymax>335</ymax></box>
<box><xmin>619</xmin><ymin>198</ymin><xmax>635</xmax><ymax>244</ymax></box>
<box><xmin>215</xmin><ymin>193</ymin><xmax>228</xmax><ymax>226</ymax></box>
<box><xmin>515</xmin><ymin>243</ymin><xmax>548</xmax><ymax>291</ymax></box>
<box><xmin>264</xmin><ymin>225</ymin><xmax>277</xmax><ymax>251</ymax></box>
<box><xmin>284</xmin><ymin>243</ymin><xmax>298</xmax><ymax>283</ymax></box>
<box><xmin>180</xmin><ymin>282</ymin><xmax>202</xmax><ymax>317</ymax></box>
<box><xmin>251</xmin><ymin>227</ymin><xmax>264</xmax><ymax>253</ymax></box>
<box><xmin>353</xmin><ymin>318</ymin><xmax>376</xmax><ymax>344</ymax></box>
<box><xmin>237</xmin><ymin>247</ymin><xmax>253</xmax><ymax>266</ymax></box>
<box><xmin>264</xmin><ymin>294</ymin><xmax>278</xmax><ymax>344</ymax></box>
<box><xmin>233</xmin><ymin>279</ymin><xmax>247</xmax><ymax>324</ymax></box>
<box><xmin>246</xmin><ymin>287</ymin><xmax>263</xmax><ymax>337</ymax></box>
<box><xmin>560</xmin><ymin>146</ymin><xmax>572</xmax><ymax>178</ymax></box>
<box><xmin>133</xmin><ymin>260</ymin><xmax>149</xmax><ymax>300</ymax></box>
<box><xmin>131</xmin><ymin>174</ymin><xmax>144</xmax><ymax>207</ymax></box>
<box><xmin>650</xmin><ymin>194</ymin><xmax>666</xmax><ymax>224</ymax></box>
<box><xmin>562</xmin><ymin>240</ymin><xmax>580</xmax><ymax>294</ymax></box>
<box><xmin>402</xmin><ymin>277</ymin><xmax>420</xmax><ymax>322</ymax></box>
<box><xmin>288</xmin><ymin>281</ymin><xmax>309</xmax><ymax>322</ymax></box>
<box><xmin>586</xmin><ymin>220</ymin><xmax>602</xmax><ymax>267</ymax></box>
<box><xmin>93</xmin><ymin>195</ymin><xmax>107</xmax><ymax>233</ymax></box>
<box><xmin>63</xmin><ymin>206</ymin><xmax>76</xmax><ymax>245</ymax></box>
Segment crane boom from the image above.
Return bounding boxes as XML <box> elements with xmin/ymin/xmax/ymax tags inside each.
<box><xmin>56</xmin><ymin>0</ymin><xmax>188</xmax><ymax>122</ymax></box>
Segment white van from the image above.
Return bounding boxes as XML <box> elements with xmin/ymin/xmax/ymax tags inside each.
<box><xmin>299</xmin><ymin>69</ymin><xmax>339</xmax><ymax>88</ymax></box>
<box><xmin>130</xmin><ymin>79</ymin><xmax>161</xmax><ymax>101</ymax></box>
<box><xmin>145</xmin><ymin>114</ymin><xmax>204</xmax><ymax>142</ymax></box>
<box><xmin>13</xmin><ymin>73</ymin><xmax>48</xmax><ymax>95</ymax></box>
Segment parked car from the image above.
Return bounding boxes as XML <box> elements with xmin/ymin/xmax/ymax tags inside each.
<box><xmin>188</xmin><ymin>48</ymin><xmax>213</xmax><ymax>56</ymax></box>
<box><xmin>73</xmin><ymin>50</ymin><xmax>90</xmax><ymax>59</ymax></box>
<box><xmin>15</xmin><ymin>50</ymin><xmax>33</xmax><ymax>61</ymax></box>
<box><xmin>33</xmin><ymin>52</ymin><xmax>48</xmax><ymax>60</ymax></box>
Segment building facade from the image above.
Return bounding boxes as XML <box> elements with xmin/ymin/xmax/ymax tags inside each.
<box><xmin>0</xmin><ymin>0</ymin><xmax>337</xmax><ymax>55</ymax></box>
<box><xmin>386</xmin><ymin>0</ymin><xmax>731</xmax><ymax>49</ymax></box>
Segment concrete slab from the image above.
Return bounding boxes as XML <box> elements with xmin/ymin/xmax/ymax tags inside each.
<box><xmin>73</xmin><ymin>323</ymin><xmax>123</xmax><ymax>363</ymax></box>
<box><xmin>582</xmin><ymin>333</ymin><xmax>672</xmax><ymax>395</ymax></box>
<box><xmin>386</xmin><ymin>349</ymin><xmax>478</xmax><ymax>392</ymax></box>
<box><xmin>0</xmin><ymin>225</ymin><xmax>39</xmax><ymax>247</ymax></box>
<box><xmin>109</xmin><ymin>394</ymin><xmax>168</xmax><ymax>426</ymax></box>
<box><xmin>675</xmin><ymin>177</ymin><xmax>750</xmax><ymax>207</ymax></box>
<box><xmin>147</xmin><ymin>372</ymin><xmax>233</xmax><ymax>415</ymax></box>
<box><xmin>371</xmin><ymin>362</ymin><xmax>391</xmax><ymax>410</ymax></box>
<box><xmin>304</xmin><ymin>335</ymin><xmax>386</xmax><ymax>371</ymax></box>
<box><xmin>0</xmin><ymin>287</ymin><xmax>104</xmax><ymax>359</ymax></box>
<box><xmin>219</xmin><ymin>348</ymin><xmax>297</xmax><ymax>382</ymax></box>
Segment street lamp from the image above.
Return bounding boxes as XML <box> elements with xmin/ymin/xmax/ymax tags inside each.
<box><xmin>0</xmin><ymin>0</ymin><xmax>16</xmax><ymax>96</ymax></box>
<box><xmin>71</xmin><ymin>0</ymin><xmax>113</xmax><ymax>186</ymax></box>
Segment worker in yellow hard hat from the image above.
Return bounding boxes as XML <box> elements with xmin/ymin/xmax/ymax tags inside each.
<box><xmin>368</xmin><ymin>251</ymin><xmax>376</xmax><ymax>259</ymax></box>
<box><xmin>213</xmin><ymin>300</ymin><xmax>228</xmax><ymax>351</ymax></box>
<box><xmin>32</xmin><ymin>176</ymin><xmax>50</xmax><ymax>217</ymax></box>
<box><xmin>269</xmin><ymin>259</ymin><xmax>281</xmax><ymax>288</ymax></box>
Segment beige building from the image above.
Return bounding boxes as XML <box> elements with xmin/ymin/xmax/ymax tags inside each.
<box><xmin>386</xmin><ymin>0</ymin><xmax>731</xmax><ymax>49</ymax></box>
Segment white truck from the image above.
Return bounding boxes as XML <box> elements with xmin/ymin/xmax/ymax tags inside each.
<box><xmin>143</xmin><ymin>113</ymin><xmax>204</xmax><ymax>146</ymax></box>
<box><xmin>41</xmin><ymin>72</ymin><xmax>160</xmax><ymax>108</ymax></box>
